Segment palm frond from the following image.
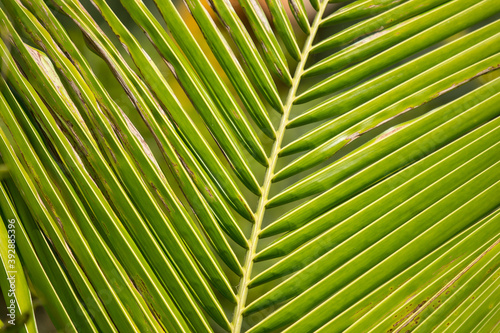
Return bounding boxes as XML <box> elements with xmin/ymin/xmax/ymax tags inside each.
<box><xmin>0</xmin><ymin>0</ymin><xmax>498</xmax><ymax>332</ymax></box>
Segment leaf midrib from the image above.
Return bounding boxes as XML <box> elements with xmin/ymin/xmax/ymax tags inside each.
<box><xmin>231</xmin><ymin>2</ymin><xmax>329</xmax><ymax>331</ymax></box>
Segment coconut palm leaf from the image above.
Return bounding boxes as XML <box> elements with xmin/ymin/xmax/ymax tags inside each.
<box><xmin>0</xmin><ymin>0</ymin><xmax>498</xmax><ymax>332</ymax></box>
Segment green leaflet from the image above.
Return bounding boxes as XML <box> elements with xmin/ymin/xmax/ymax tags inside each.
<box><xmin>2</xmin><ymin>19</ymin><xmax>231</xmax><ymax>329</ymax></box>
<box><xmin>251</xmin><ymin>165</ymin><xmax>500</xmax><ymax>332</ymax></box>
<box><xmin>276</xmin><ymin>41</ymin><xmax>500</xmax><ymax>179</ymax></box>
<box><xmin>297</xmin><ymin>0</ymin><xmax>500</xmax><ymax>103</ymax></box>
<box><xmin>306</xmin><ymin>0</ymin><xmax>485</xmax><ymax>77</ymax></box>
<box><xmin>236</xmin><ymin>0</ymin><xmax>292</xmax><ymax>84</ymax></box>
<box><xmin>0</xmin><ymin>77</ymin><xmax>193</xmax><ymax>332</ymax></box>
<box><xmin>329</xmin><ymin>211</ymin><xmax>500</xmax><ymax>332</ymax></box>
<box><xmin>318</xmin><ymin>0</ymin><xmax>450</xmax><ymax>40</ymax></box>
<box><xmin>290</xmin><ymin>19</ymin><xmax>500</xmax><ymax>127</ymax></box>
<box><xmin>131</xmin><ymin>0</ymin><xmax>270</xmax><ymax>166</ymax></box>
<box><xmin>251</xmin><ymin>119</ymin><xmax>500</xmax><ymax>284</ymax></box>
<box><xmin>0</xmin><ymin>32</ymin><xmax>208</xmax><ymax>333</ymax></box>
<box><xmin>0</xmin><ymin>188</ymin><xmax>37</xmax><ymax>333</ymax></box>
<box><xmin>174</xmin><ymin>0</ymin><xmax>277</xmax><ymax>138</ymax></box>
<box><xmin>0</xmin><ymin>82</ymin><xmax>158</xmax><ymax>333</ymax></box>
<box><xmin>249</xmin><ymin>138</ymin><xmax>500</xmax><ymax>311</ymax></box>
<box><xmin>321</xmin><ymin>0</ymin><xmax>409</xmax><ymax>25</ymax></box>
<box><xmin>32</xmin><ymin>0</ymin><xmax>254</xmax><ymax>240</ymax></box>
<box><xmin>0</xmin><ymin>91</ymin><xmax>118</xmax><ymax>333</ymax></box>
<box><xmin>208</xmin><ymin>0</ymin><xmax>283</xmax><ymax>111</ymax></box>
<box><xmin>266</xmin><ymin>76</ymin><xmax>500</xmax><ymax>214</ymax></box>
<box><xmin>0</xmin><ymin>181</ymin><xmax>98</xmax><ymax>333</ymax></box>
<box><xmin>264</xmin><ymin>0</ymin><xmax>301</xmax><ymax>60</ymax></box>
<box><xmin>289</xmin><ymin>0</ymin><xmax>310</xmax><ymax>34</ymax></box>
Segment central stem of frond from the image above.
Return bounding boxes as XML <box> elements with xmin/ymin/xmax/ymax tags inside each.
<box><xmin>231</xmin><ymin>2</ymin><xmax>329</xmax><ymax>332</ymax></box>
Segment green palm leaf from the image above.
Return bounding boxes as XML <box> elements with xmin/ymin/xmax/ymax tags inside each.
<box><xmin>0</xmin><ymin>0</ymin><xmax>498</xmax><ymax>332</ymax></box>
